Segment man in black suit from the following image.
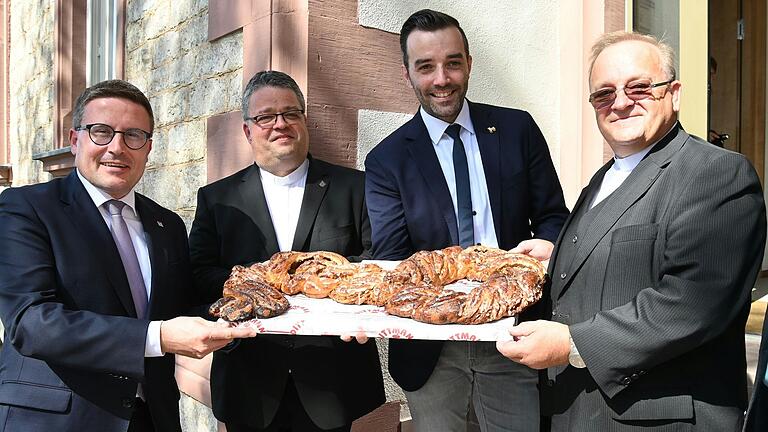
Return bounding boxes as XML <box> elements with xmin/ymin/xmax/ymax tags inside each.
<box><xmin>364</xmin><ymin>9</ymin><xmax>568</xmax><ymax>432</ymax></box>
<box><xmin>189</xmin><ymin>70</ymin><xmax>385</xmax><ymax>432</ymax></box>
<box><xmin>498</xmin><ymin>32</ymin><xmax>766</xmax><ymax>431</ymax></box>
<box><xmin>0</xmin><ymin>80</ymin><xmax>254</xmax><ymax>432</ymax></box>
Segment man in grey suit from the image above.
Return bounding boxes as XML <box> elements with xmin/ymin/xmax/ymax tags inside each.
<box><xmin>498</xmin><ymin>31</ymin><xmax>766</xmax><ymax>431</ymax></box>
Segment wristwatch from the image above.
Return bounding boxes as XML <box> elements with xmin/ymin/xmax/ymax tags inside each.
<box><xmin>568</xmin><ymin>334</ymin><xmax>587</xmax><ymax>369</ymax></box>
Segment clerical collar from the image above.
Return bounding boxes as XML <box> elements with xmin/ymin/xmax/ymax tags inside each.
<box><xmin>259</xmin><ymin>159</ymin><xmax>309</xmax><ymax>186</ymax></box>
<box><xmin>612</xmin><ymin>146</ymin><xmax>653</xmax><ymax>172</ymax></box>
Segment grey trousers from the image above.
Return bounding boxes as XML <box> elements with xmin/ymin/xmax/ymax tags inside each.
<box><xmin>404</xmin><ymin>341</ymin><xmax>539</xmax><ymax>432</ymax></box>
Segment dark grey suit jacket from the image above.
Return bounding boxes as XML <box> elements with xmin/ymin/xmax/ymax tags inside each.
<box><xmin>189</xmin><ymin>157</ymin><xmax>385</xmax><ymax>430</ymax></box>
<box><xmin>544</xmin><ymin>125</ymin><xmax>766</xmax><ymax>431</ymax></box>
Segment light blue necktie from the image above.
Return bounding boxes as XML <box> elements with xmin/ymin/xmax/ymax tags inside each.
<box><xmin>445</xmin><ymin>124</ymin><xmax>475</xmax><ymax>248</ymax></box>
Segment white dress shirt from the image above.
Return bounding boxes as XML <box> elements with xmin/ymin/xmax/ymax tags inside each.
<box><xmin>590</xmin><ymin>144</ymin><xmax>655</xmax><ymax>208</ymax></box>
<box><xmin>259</xmin><ymin>159</ymin><xmax>309</xmax><ymax>252</ymax></box>
<box><xmin>421</xmin><ymin>101</ymin><xmax>499</xmax><ymax>247</ymax></box>
<box><xmin>76</xmin><ymin>170</ymin><xmax>162</xmax><ymax>358</ymax></box>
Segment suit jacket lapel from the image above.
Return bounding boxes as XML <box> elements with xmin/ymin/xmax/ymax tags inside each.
<box><xmin>238</xmin><ymin>164</ymin><xmax>280</xmax><ymax>254</ymax></box>
<box><xmin>135</xmin><ymin>195</ymin><xmax>164</xmax><ymax>318</ymax></box>
<box><xmin>60</xmin><ymin>172</ymin><xmax>138</xmax><ymax>316</ymax></box>
<box><xmin>405</xmin><ymin>112</ymin><xmax>460</xmax><ymax>245</ymax></box>
<box><xmin>469</xmin><ymin>102</ymin><xmax>503</xmax><ymax>241</ymax></box>
<box><xmin>556</xmin><ymin>126</ymin><xmax>688</xmax><ymax>297</ymax></box>
<box><xmin>292</xmin><ymin>157</ymin><xmax>328</xmax><ymax>251</ymax></box>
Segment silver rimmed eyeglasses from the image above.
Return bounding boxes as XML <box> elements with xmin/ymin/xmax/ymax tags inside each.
<box><xmin>74</xmin><ymin>123</ymin><xmax>152</xmax><ymax>150</ymax></box>
<box><xmin>588</xmin><ymin>79</ymin><xmax>673</xmax><ymax>109</ymax></box>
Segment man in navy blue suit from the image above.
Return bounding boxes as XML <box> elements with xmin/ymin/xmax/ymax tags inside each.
<box><xmin>364</xmin><ymin>9</ymin><xmax>568</xmax><ymax>432</ymax></box>
<box><xmin>0</xmin><ymin>80</ymin><xmax>254</xmax><ymax>432</ymax></box>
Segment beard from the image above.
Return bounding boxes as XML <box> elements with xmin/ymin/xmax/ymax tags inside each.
<box><xmin>412</xmin><ymin>81</ymin><xmax>469</xmax><ymax>123</ymax></box>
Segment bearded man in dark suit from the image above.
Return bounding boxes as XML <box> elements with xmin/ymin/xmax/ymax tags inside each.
<box><xmin>364</xmin><ymin>9</ymin><xmax>569</xmax><ymax>432</ymax></box>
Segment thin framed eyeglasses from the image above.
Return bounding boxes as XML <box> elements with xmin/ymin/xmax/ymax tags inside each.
<box><xmin>246</xmin><ymin>109</ymin><xmax>305</xmax><ymax>128</ymax></box>
<box><xmin>74</xmin><ymin>123</ymin><xmax>152</xmax><ymax>150</ymax></box>
<box><xmin>588</xmin><ymin>79</ymin><xmax>674</xmax><ymax>109</ymax></box>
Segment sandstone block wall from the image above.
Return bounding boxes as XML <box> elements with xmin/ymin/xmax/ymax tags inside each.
<box><xmin>125</xmin><ymin>0</ymin><xmax>241</xmax><ymax>228</ymax></box>
<box><xmin>8</xmin><ymin>0</ymin><xmax>54</xmax><ymax>187</ymax></box>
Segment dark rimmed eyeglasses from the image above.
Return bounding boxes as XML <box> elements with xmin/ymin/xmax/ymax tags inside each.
<box><xmin>588</xmin><ymin>79</ymin><xmax>674</xmax><ymax>109</ymax></box>
<box><xmin>245</xmin><ymin>109</ymin><xmax>305</xmax><ymax>128</ymax></box>
<box><xmin>74</xmin><ymin>123</ymin><xmax>152</xmax><ymax>150</ymax></box>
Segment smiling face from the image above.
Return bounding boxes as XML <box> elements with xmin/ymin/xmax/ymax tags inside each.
<box><xmin>70</xmin><ymin>97</ymin><xmax>153</xmax><ymax>199</ymax></box>
<box><xmin>403</xmin><ymin>26</ymin><xmax>472</xmax><ymax>123</ymax></box>
<box><xmin>242</xmin><ymin>86</ymin><xmax>309</xmax><ymax>177</ymax></box>
<box><xmin>589</xmin><ymin>40</ymin><xmax>681</xmax><ymax>157</ymax></box>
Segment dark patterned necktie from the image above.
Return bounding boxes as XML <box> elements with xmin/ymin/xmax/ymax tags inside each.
<box><xmin>106</xmin><ymin>200</ymin><xmax>148</xmax><ymax>319</ymax></box>
<box><xmin>445</xmin><ymin>124</ymin><xmax>475</xmax><ymax>247</ymax></box>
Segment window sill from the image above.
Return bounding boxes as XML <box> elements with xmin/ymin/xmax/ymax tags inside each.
<box><xmin>33</xmin><ymin>147</ymin><xmax>75</xmax><ymax>178</ymax></box>
<box><xmin>0</xmin><ymin>164</ymin><xmax>11</xmax><ymax>186</ymax></box>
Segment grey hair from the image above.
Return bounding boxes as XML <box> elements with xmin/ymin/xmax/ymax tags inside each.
<box><xmin>242</xmin><ymin>70</ymin><xmax>306</xmax><ymax>119</ymax></box>
<box><xmin>588</xmin><ymin>31</ymin><xmax>677</xmax><ymax>84</ymax></box>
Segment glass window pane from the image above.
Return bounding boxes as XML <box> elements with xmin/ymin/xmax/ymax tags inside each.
<box><xmin>633</xmin><ymin>0</ymin><xmax>680</xmax><ymax>76</ymax></box>
<box><xmin>86</xmin><ymin>0</ymin><xmax>118</xmax><ymax>85</ymax></box>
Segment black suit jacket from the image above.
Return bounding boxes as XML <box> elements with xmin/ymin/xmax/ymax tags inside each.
<box><xmin>189</xmin><ymin>157</ymin><xmax>385</xmax><ymax>429</ymax></box>
<box><xmin>0</xmin><ymin>171</ymin><xmax>198</xmax><ymax>432</ymax></box>
<box><xmin>546</xmin><ymin>125</ymin><xmax>766</xmax><ymax>431</ymax></box>
<box><xmin>364</xmin><ymin>101</ymin><xmax>568</xmax><ymax>391</ymax></box>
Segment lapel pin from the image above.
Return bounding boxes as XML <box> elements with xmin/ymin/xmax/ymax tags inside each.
<box><xmin>156</xmin><ymin>221</ymin><xmax>164</xmax><ymax>227</ymax></box>
<box><xmin>487</xmin><ymin>126</ymin><xmax>496</xmax><ymax>134</ymax></box>
<box><xmin>319</xmin><ymin>180</ymin><xmax>327</xmax><ymax>188</ymax></box>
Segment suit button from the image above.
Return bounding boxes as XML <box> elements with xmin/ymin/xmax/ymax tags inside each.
<box><xmin>572</xmin><ymin>235</ymin><xmax>578</xmax><ymax>243</ymax></box>
<box><xmin>472</xmin><ymin>211</ymin><xmax>477</xmax><ymax>216</ymax></box>
<box><xmin>620</xmin><ymin>377</ymin><xmax>632</xmax><ymax>385</ymax></box>
<box><xmin>121</xmin><ymin>398</ymin><xmax>135</xmax><ymax>409</ymax></box>
<box><xmin>551</xmin><ymin>311</ymin><xmax>557</xmax><ymax>316</ymax></box>
<box><xmin>546</xmin><ymin>379</ymin><xmax>554</xmax><ymax>387</ymax></box>
<box><xmin>560</xmin><ymin>273</ymin><xmax>567</xmax><ymax>279</ymax></box>
<box><xmin>631</xmin><ymin>373</ymin><xmax>640</xmax><ymax>381</ymax></box>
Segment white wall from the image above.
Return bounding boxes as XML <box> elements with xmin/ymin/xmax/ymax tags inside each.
<box><xmin>356</xmin><ymin>0</ymin><xmax>564</xmax><ymax>171</ymax></box>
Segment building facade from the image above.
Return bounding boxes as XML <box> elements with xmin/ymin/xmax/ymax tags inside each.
<box><xmin>1</xmin><ymin>1</ymin><xmax>764</xmax><ymax>430</ymax></box>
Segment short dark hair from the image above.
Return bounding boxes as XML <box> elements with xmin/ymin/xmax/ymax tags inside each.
<box><xmin>72</xmin><ymin>80</ymin><xmax>154</xmax><ymax>132</ymax></box>
<box><xmin>242</xmin><ymin>70</ymin><xmax>306</xmax><ymax>120</ymax></box>
<box><xmin>399</xmin><ymin>9</ymin><xmax>469</xmax><ymax>67</ymax></box>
